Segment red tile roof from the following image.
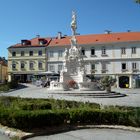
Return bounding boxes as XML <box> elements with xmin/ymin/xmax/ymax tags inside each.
<box><xmin>9</xmin><ymin>32</ymin><xmax>140</xmax><ymax>48</ymax></box>
<box><xmin>9</xmin><ymin>37</ymin><xmax>52</xmax><ymax>48</ymax></box>
<box><xmin>49</xmin><ymin>32</ymin><xmax>140</xmax><ymax>46</ymax></box>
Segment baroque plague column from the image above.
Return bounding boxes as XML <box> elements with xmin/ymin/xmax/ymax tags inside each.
<box><xmin>49</xmin><ymin>11</ymin><xmax>97</xmax><ymax>91</ymax></box>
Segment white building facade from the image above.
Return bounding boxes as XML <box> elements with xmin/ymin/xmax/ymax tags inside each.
<box><xmin>8</xmin><ymin>32</ymin><xmax>140</xmax><ymax>88</ymax></box>
<box><xmin>47</xmin><ymin>32</ymin><xmax>140</xmax><ymax>88</ymax></box>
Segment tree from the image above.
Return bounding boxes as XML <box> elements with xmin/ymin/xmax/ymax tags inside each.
<box><xmin>135</xmin><ymin>0</ymin><xmax>140</xmax><ymax>4</ymax></box>
<box><xmin>99</xmin><ymin>76</ymin><xmax>116</xmax><ymax>93</ymax></box>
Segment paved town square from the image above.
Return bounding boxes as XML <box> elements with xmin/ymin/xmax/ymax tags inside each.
<box><xmin>1</xmin><ymin>83</ymin><xmax>140</xmax><ymax>107</ymax></box>
<box><xmin>27</xmin><ymin>129</ymin><xmax>140</xmax><ymax>140</ymax></box>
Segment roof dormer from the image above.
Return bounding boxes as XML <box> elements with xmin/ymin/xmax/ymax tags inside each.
<box><xmin>39</xmin><ymin>38</ymin><xmax>48</xmax><ymax>45</ymax></box>
<box><xmin>21</xmin><ymin>40</ymin><xmax>31</xmax><ymax>46</ymax></box>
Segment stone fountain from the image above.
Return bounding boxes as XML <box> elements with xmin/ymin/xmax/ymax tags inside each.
<box><xmin>49</xmin><ymin>11</ymin><xmax>97</xmax><ymax>91</ymax></box>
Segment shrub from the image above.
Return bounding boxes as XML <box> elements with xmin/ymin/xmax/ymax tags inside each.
<box><xmin>7</xmin><ymin>80</ymin><xmax>18</xmax><ymax>89</ymax></box>
<box><xmin>99</xmin><ymin>76</ymin><xmax>116</xmax><ymax>92</ymax></box>
<box><xmin>67</xmin><ymin>80</ymin><xmax>77</xmax><ymax>88</ymax></box>
<box><xmin>19</xmin><ymin>102</ymin><xmax>52</xmax><ymax>110</ymax></box>
<box><xmin>0</xmin><ymin>84</ymin><xmax>10</xmax><ymax>92</ymax></box>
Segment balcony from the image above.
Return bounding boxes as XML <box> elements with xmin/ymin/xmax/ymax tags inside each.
<box><xmin>121</xmin><ymin>69</ymin><xmax>128</xmax><ymax>72</ymax></box>
<box><xmin>90</xmin><ymin>69</ymin><xmax>97</xmax><ymax>74</ymax></box>
<box><xmin>101</xmin><ymin>69</ymin><xmax>108</xmax><ymax>73</ymax></box>
<box><xmin>101</xmin><ymin>54</ymin><xmax>108</xmax><ymax>57</ymax></box>
<box><xmin>90</xmin><ymin>55</ymin><xmax>97</xmax><ymax>57</ymax></box>
<box><xmin>21</xmin><ymin>68</ymin><xmax>26</xmax><ymax>71</ymax></box>
<box><xmin>132</xmin><ymin>69</ymin><xmax>139</xmax><ymax>73</ymax></box>
<box><xmin>12</xmin><ymin>68</ymin><xmax>17</xmax><ymax>71</ymax></box>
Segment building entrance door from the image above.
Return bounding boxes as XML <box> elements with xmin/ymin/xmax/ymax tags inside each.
<box><xmin>21</xmin><ymin>74</ymin><xmax>27</xmax><ymax>83</ymax></box>
<box><xmin>119</xmin><ymin>76</ymin><xmax>129</xmax><ymax>88</ymax></box>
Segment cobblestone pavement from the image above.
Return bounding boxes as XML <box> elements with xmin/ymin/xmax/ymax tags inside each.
<box><xmin>1</xmin><ymin>83</ymin><xmax>140</xmax><ymax>107</ymax></box>
<box><xmin>27</xmin><ymin>129</ymin><xmax>140</xmax><ymax>140</ymax></box>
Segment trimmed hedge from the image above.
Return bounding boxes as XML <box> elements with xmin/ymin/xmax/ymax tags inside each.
<box><xmin>0</xmin><ymin>108</ymin><xmax>140</xmax><ymax>129</ymax></box>
<box><xmin>18</xmin><ymin>102</ymin><xmax>52</xmax><ymax>110</ymax></box>
<box><xmin>69</xmin><ymin>109</ymin><xmax>130</xmax><ymax>125</ymax></box>
<box><xmin>0</xmin><ymin>109</ymin><xmax>69</xmax><ymax>129</ymax></box>
<box><xmin>0</xmin><ymin>97</ymin><xmax>140</xmax><ymax>129</ymax></box>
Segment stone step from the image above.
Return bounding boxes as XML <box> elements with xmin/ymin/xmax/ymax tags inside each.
<box><xmin>62</xmin><ymin>92</ymin><xmax>126</xmax><ymax>98</ymax></box>
<box><xmin>49</xmin><ymin>91</ymin><xmax>126</xmax><ymax>98</ymax></box>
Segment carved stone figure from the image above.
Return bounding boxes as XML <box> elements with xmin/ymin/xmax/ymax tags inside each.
<box><xmin>71</xmin><ymin>11</ymin><xmax>77</xmax><ymax>36</ymax></box>
<box><xmin>64</xmin><ymin>48</ymin><xmax>68</xmax><ymax>60</ymax></box>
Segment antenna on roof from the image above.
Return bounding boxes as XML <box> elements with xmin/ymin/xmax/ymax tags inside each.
<box><xmin>104</xmin><ymin>30</ymin><xmax>112</xmax><ymax>34</ymax></box>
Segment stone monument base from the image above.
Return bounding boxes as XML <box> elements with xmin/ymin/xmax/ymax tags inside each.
<box><xmin>49</xmin><ymin>81</ymin><xmax>69</xmax><ymax>91</ymax></box>
<box><xmin>49</xmin><ymin>81</ymin><xmax>99</xmax><ymax>91</ymax></box>
<box><xmin>78</xmin><ymin>82</ymin><xmax>99</xmax><ymax>91</ymax></box>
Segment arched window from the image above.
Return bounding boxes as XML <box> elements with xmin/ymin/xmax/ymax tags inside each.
<box><xmin>21</xmin><ymin>62</ymin><xmax>25</xmax><ymax>69</ymax></box>
<box><xmin>29</xmin><ymin>61</ymin><xmax>34</xmax><ymax>70</ymax></box>
<box><xmin>12</xmin><ymin>51</ymin><xmax>16</xmax><ymax>57</ymax></box>
<box><xmin>38</xmin><ymin>62</ymin><xmax>43</xmax><ymax>70</ymax></box>
<box><xmin>12</xmin><ymin>61</ymin><xmax>16</xmax><ymax>70</ymax></box>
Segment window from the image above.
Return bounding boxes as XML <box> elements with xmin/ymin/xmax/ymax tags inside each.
<box><xmin>49</xmin><ymin>51</ymin><xmax>54</xmax><ymax>57</ymax></box>
<box><xmin>91</xmin><ymin>64</ymin><xmax>95</xmax><ymax>70</ymax></box>
<box><xmin>49</xmin><ymin>65</ymin><xmax>54</xmax><ymax>71</ymax></box>
<box><xmin>39</xmin><ymin>40</ymin><xmax>44</xmax><ymax>45</ymax></box>
<box><xmin>102</xmin><ymin>63</ymin><xmax>107</xmax><ymax>70</ymax></box>
<box><xmin>58</xmin><ymin>64</ymin><xmax>63</xmax><ymax>72</ymax></box>
<box><xmin>91</xmin><ymin>48</ymin><xmax>95</xmax><ymax>55</ymax></box>
<box><xmin>39</xmin><ymin>39</ymin><xmax>47</xmax><ymax>45</ymax></box>
<box><xmin>132</xmin><ymin>47</ymin><xmax>136</xmax><ymax>54</ymax></box>
<box><xmin>91</xmin><ymin>64</ymin><xmax>96</xmax><ymax>73</ymax></box>
<box><xmin>101</xmin><ymin>47</ymin><xmax>106</xmax><ymax>55</ymax></box>
<box><xmin>21</xmin><ymin>51</ymin><xmax>25</xmax><ymax>56</ymax></box>
<box><xmin>58</xmin><ymin>50</ymin><xmax>63</xmax><ymax>57</ymax></box>
<box><xmin>121</xmin><ymin>48</ymin><xmax>126</xmax><ymax>55</ymax></box>
<box><xmin>101</xmin><ymin>63</ymin><xmax>107</xmax><ymax>73</ymax></box>
<box><xmin>132</xmin><ymin>62</ymin><xmax>137</xmax><ymax>70</ymax></box>
<box><xmin>29</xmin><ymin>51</ymin><xmax>33</xmax><ymax>56</ymax></box>
<box><xmin>122</xmin><ymin>63</ymin><xmax>127</xmax><ymax>70</ymax></box>
<box><xmin>81</xmin><ymin>48</ymin><xmax>85</xmax><ymax>55</ymax></box>
<box><xmin>12</xmin><ymin>63</ymin><xmax>16</xmax><ymax>70</ymax></box>
<box><xmin>38</xmin><ymin>50</ymin><xmax>42</xmax><ymax>56</ymax></box>
<box><xmin>38</xmin><ymin>62</ymin><xmax>43</xmax><ymax>69</ymax></box>
<box><xmin>21</xmin><ymin>40</ymin><xmax>31</xmax><ymax>45</ymax></box>
<box><xmin>21</xmin><ymin>62</ymin><xmax>25</xmax><ymax>69</ymax></box>
<box><xmin>29</xmin><ymin>62</ymin><xmax>34</xmax><ymax>70</ymax></box>
<box><xmin>12</xmin><ymin>52</ymin><xmax>16</xmax><ymax>57</ymax></box>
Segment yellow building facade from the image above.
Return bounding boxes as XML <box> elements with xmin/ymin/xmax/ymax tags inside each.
<box><xmin>8</xmin><ymin>38</ymin><xmax>50</xmax><ymax>82</ymax></box>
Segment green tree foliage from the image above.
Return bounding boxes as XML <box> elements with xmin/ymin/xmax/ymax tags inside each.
<box><xmin>99</xmin><ymin>76</ymin><xmax>116</xmax><ymax>92</ymax></box>
<box><xmin>135</xmin><ymin>0</ymin><xmax>140</xmax><ymax>4</ymax></box>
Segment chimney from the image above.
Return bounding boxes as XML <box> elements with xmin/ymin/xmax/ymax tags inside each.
<box><xmin>57</xmin><ymin>32</ymin><xmax>62</xmax><ymax>39</ymax></box>
<box><xmin>104</xmin><ymin>30</ymin><xmax>112</xmax><ymax>34</ymax></box>
<box><xmin>36</xmin><ymin>35</ymin><xmax>40</xmax><ymax>38</ymax></box>
<box><xmin>127</xmin><ymin>30</ymin><xmax>131</xmax><ymax>32</ymax></box>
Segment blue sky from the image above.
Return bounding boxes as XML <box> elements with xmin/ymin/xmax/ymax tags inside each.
<box><xmin>0</xmin><ymin>0</ymin><xmax>140</xmax><ymax>58</ymax></box>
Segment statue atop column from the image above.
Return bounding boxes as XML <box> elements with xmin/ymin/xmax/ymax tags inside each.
<box><xmin>71</xmin><ymin>11</ymin><xmax>77</xmax><ymax>36</ymax></box>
